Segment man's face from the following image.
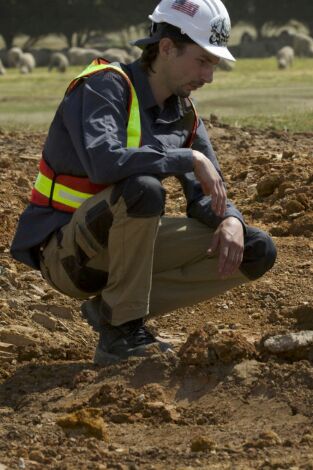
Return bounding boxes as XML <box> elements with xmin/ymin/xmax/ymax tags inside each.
<box><xmin>162</xmin><ymin>41</ymin><xmax>220</xmax><ymax>98</ymax></box>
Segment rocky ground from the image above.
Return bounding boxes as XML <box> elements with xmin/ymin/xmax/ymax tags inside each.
<box><xmin>0</xmin><ymin>121</ymin><xmax>313</xmax><ymax>470</ymax></box>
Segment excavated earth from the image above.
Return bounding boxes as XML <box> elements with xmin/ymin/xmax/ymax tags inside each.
<box><xmin>0</xmin><ymin>121</ymin><xmax>313</xmax><ymax>469</ymax></box>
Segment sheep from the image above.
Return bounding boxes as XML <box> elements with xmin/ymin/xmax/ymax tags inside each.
<box><xmin>101</xmin><ymin>47</ymin><xmax>132</xmax><ymax>64</ymax></box>
<box><xmin>7</xmin><ymin>46</ymin><xmax>23</xmax><ymax>67</ymax></box>
<box><xmin>0</xmin><ymin>59</ymin><xmax>6</xmax><ymax>75</ymax></box>
<box><xmin>68</xmin><ymin>47</ymin><xmax>103</xmax><ymax>65</ymax></box>
<box><xmin>30</xmin><ymin>48</ymin><xmax>52</xmax><ymax>67</ymax></box>
<box><xmin>293</xmin><ymin>33</ymin><xmax>313</xmax><ymax>57</ymax></box>
<box><xmin>276</xmin><ymin>46</ymin><xmax>294</xmax><ymax>69</ymax></box>
<box><xmin>48</xmin><ymin>52</ymin><xmax>69</xmax><ymax>73</ymax></box>
<box><xmin>18</xmin><ymin>52</ymin><xmax>36</xmax><ymax>73</ymax></box>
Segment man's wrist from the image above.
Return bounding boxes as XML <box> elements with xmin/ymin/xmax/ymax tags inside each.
<box><xmin>221</xmin><ymin>216</ymin><xmax>245</xmax><ymax>233</ymax></box>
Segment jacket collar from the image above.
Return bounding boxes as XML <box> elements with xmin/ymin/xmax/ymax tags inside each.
<box><xmin>126</xmin><ymin>60</ymin><xmax>185</xmax><ymax>123</ymax></box>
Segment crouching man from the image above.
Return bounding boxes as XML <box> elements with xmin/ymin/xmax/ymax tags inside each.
<box><xmin>11</xmin><ymin>0</ymin><xmax>276</xmax><ymax>364</ymax></box>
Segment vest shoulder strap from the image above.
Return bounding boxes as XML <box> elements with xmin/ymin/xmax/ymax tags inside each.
<box><xmin>66</xmin><ymin>58</ymin><xmax>141</xmax><ymax>148</ymax></box>
<box><xmin>179</xmin><ymin>97</ymin><xmax>199</xmax><ymax>148</ymax></box>
<box><xmin>66</xmin><ymin>58</ymin><xmax>132</xmax><ymax>95</ymax></box>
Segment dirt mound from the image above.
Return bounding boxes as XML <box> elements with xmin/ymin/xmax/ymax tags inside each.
<box><xmin>178</xmin><ymin>323</ymin><xmax>256</xmax><ymax>367</ymax></box>
<box><xmin>0</xmin><ymin>125</ymin><xmax>313</xmax><ymax>469</ymax></box>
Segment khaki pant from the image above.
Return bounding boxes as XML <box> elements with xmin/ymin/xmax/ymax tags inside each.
<box><xmin>40</xmin><ymin>187</ymin><xmax>248</xmax><ymax>326</ymax></box>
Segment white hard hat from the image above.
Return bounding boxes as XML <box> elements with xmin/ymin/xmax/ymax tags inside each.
<box><xmin>133</xmin><ymin>0</ymin><xmax>235</xmax><ymax>62</ymax></box>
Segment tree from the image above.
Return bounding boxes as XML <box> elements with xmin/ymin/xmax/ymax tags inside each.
<box><xmin>224</xmin><ymin>0</ymin><xmax>313</xmax><ymax>38</ymax></box>
<box><xmin>0</xmin><ymin>0</ymin><xmax>158</xmax><ymax>48</ymax></box>
<box><xmin>0</xmin><ymin>0</ymin><xmax>24</xmax><ymax>48</ymax></box>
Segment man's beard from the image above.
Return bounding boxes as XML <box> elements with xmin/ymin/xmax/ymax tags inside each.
<box><xmin>175</xmin><ymin>82</ymin><xmax>204</xmax><ymax>97</ymax></box>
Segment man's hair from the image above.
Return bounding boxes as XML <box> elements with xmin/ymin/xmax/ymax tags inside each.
<box><xmin>140</xmin><ymin>23</ymin><xmax>195</xmax><ymax>74</ymax></box>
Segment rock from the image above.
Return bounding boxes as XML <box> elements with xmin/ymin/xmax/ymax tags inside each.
<box><xmin>289</xmin><ymin>305</ymin><xmax>313</xmax><ymax>330</ymax></box>
<box><xmin>48</xmin><ymin>305</ymin><xmax>74</xmax><ymax>320</ymax></box>
<box><xmin>232</xmin><ymin>359</ymin><xmax>261</xmax><ymax>384</ymax></box>
<box><xmin>56</xmin><ymin>408</ymin><xmax>108</xmax><ymax>441</ymax></box>
<box><xmin>111</xmin><ymin>413</ymin><xmax>133</xmax><ymax>424</ymax></box>
<box><xmin>0</xmin><ymin>341</ymin><xmax>15</xmax><ymax>352</ymax></box>
<box><xmin>178</xmin><ymin>328</ymin><xmax>256</xmax><ymax>366</ymax></box>
<box><xmin>277</xmin><ymin>181</ymin><xmax>294</xmax><ymax>197</ymax></box>
<box><xmin>245</xmin><ymin>430</ymin><xmax>282</xmax><ymax>448</ymax></box>
<box><xmin>263</xmin><ymin>331</ymin><xmax>313</xmax><ymax>360</ymax></box>
<box><xmin>29</xmin><ymin>303</ymin><xmax>74</xmax><ymax>320</ymax></box>
<box><xmin>0</xmin><ymin>464</ymin><xmax>7</xmax><ymax>470</ymax></box>
<box><xmin>0</xmin><ymin>326</ymin><xmax>38</xmax><ymax>347</ymax></box>
<box><xmin>282</xmin><ymin>150</ymin><xmax>295</xmax><ymax>159</ymax></box>
<box><xmin>284</xmin><ymin>200</ymin><xmax>305</xmax><ymax>215</ymax></box>
<box><xmin>270</xmin><ymin>225</ymin><xmax>289</xmax><ymax>236</ymax></box>
<box><xmin>144</xmin><ymin>401</ymin><xmax>180</xmax><ymax>422</ymax></box>
<box><xmin>0</xmin><ymin>407</ymin><xmax>14</xmax><ymax>416</ymax></box>
<box><xmin>289</xmin><ymin>214</ymin><xmax>313</xmax><ymax>236</ymax></box>
<box><xmin>31</xmin><ymin>312</ymin><xmax>58</xmax><ymax>331</ymax></box>
<box><xmin>18</xmin><ymin>458</ymin><xmax>25</xmax><ymax>469</ymax></box>
<box><xmin>301</xmin><ymin>433</ymin><xmax>313</xmax><ymax>444</ymax></box>
<box><xmin>0</xmin><ymin>157</ymin><xmax>10</xmax><ymax>168</ymax></box>
<box><xmin>0</xmin><ymin>350</ymin><xmax>15</xmax><ymax>360</ymax></box>
<box><xmin>28</xmin><ymin>451</ymin><xmax>46</xmax><ymax>463</ymax></box>
<box><xmin>190</xmin><ymin>436</ymin><xmax>217</xmax><ymax>452</ymax></box>
<box><xmin>246</xmin><ymin>183</ymin><xmax>257</xmax><ymax>197</ymax></box>
<box><xmin>20</xmin><ymin>461</ymin><xmax>41</xmax><ymax>469</ymax></box>
<box><xmin>257</xmin><ymin>174</ymin><xmax>283</xmax><ymax>197</ymax></box>
<box><xmin>29</xmin><ymin>284</ymin><xmax>46</xmax><ymax>296</ymax></box>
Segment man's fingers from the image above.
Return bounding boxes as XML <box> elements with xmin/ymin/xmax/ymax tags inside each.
<box><xmin>218</xmin><ymin>245</ymin><xmax>229</xmax><ymax>274</ymax></box>
<box><xmin>219</xmin><ymin>248</ymin><xmax>244</xmax><ymax>277</ymax></box>
<box><xmin>207</xmin><ymin>232</ymin><xmax>219</xmax><ymax>256</ymax></box>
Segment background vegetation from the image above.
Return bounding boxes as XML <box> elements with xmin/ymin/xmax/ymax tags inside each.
<box><xmin>1</xmin><ymin>58</ymin><xmax>312</xmax><ymax>133</ymax></box>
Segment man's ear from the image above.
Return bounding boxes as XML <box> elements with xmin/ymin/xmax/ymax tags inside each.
<box><xmin>158</xmin><ymin>37</ymin><xmax>176</xmax><ymax>58</ymax></box>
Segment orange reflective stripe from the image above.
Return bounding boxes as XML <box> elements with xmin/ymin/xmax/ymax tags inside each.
<box><xmin>185</xmin><ymin>98</ymin><xmax>199</xmax><ymax>148</ymax></box>
<box><xmin>31</xmin><ymin>158</ymin><xmax>108</xmax><ymax>213</ymax></box>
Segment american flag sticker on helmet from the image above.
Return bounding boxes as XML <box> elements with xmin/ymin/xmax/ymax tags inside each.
<box><xmin>171</xmin><ymin>0</ymin><xmax>199</xmax><ymax>17</ymax></box>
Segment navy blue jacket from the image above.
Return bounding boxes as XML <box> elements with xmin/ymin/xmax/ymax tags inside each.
<box><xmin>11</xmin><ymin>59</ymin><xmax>244</xmax><ymax>269</ymax></box>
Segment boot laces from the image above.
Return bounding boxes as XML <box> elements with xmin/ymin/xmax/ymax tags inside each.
<box><xmin>130</xmin><ymin>324</ymin><xmax>156</xmax><ymax>346</ymax></box>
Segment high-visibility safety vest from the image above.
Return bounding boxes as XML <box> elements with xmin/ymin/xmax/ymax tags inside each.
<box><xmin>31</xmin><ymin>58</ymin><xmax>198</xmax><ymax>213</ymax></box>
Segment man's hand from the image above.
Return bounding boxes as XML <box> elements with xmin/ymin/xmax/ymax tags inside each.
<box><xmin>192</xmin><ymin>150</ymin><xmax>226</xmax><ymax>217</ymax></box>
<box><xmin>207</xmin><ymin>217</ymin><xmax>244</xmax><ymax>278</ymax></box>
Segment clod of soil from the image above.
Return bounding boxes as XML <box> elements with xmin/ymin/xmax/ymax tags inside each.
<box><xmin>56</xmin><ymin>408</ymin><xmax>108</xmax><ymax>440</ymax></box>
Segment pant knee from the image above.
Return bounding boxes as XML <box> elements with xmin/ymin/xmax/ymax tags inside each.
<box><xmin>240</xmin><ymin>227</ymin><xmax>277</xmax><ymax>280</ymax></box>
<box><xmin>111</xmin><ymin>175</ymin><xmax>165</xmax><ymax>217</ymax></box>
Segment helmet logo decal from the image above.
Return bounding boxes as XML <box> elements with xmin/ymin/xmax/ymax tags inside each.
<box><xmin>171</xmin><ymin>0</ymin><xmax>200</xmax><ymax>18</ymax></box>
<box><xmin>209</xmin><ymin>17</ymin><xmax>230</xmax><ymax>46</ymax></box>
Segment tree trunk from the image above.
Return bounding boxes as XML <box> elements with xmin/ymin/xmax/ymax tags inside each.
<box><xmin>1</xmin><ymin>32</ymin><xmax>14</xmax><ymax>49</ymax></box>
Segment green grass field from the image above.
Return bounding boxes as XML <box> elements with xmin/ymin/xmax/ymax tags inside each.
<box><xmin>0</xmin><ymin>58</ymin><xmax>312</xmax><ymax>132</ymax></box>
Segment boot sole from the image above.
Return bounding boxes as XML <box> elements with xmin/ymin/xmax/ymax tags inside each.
<box><xmin>93</xmin><ymin>342</ymin><xmax>173</xmax><ymax>366</ymax></box>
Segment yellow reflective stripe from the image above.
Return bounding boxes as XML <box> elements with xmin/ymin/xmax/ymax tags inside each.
<box><xmin>34</xmin><ymin>173</ymin><xmax>93</xmax><ymax>209</ymax></box>
<box><xmin>127</xmin><ymin>81</ymin><xmax>140</xmax><ymax>148</ymax></box>
<box><xmin>34</xmin><ymin>172</ymin><xmax>52</xmax><ymax>198</ymax></box>
<box><xmin>70</xmin><ymin>63</ymin><xmax>141</xmax><ymax>148</ymax></box>
<box><xmin>53</xmin><ymin>183</ymin><xmax>92</xmax><ymax>208</ymax></box>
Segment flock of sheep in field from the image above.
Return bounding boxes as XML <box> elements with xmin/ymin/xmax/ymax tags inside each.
<box><xmin>0</xmin><ymin>28</ymin><xmax>312</xmax><ymax>75</ymax></box>
<box><xmin>0</xmin><ymin>45</ymin><xmax>142</xmax><ymax>75</ymax></box>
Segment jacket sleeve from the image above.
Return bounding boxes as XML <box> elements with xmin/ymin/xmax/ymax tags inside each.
<box><xmin>177</xmin><ymin>118</ymin><xmax>246</xmax><ymax>230</ymax></box>
<box><xmin>62</xmin><ymin>71</ymin><xmax>194</xmax><ymax>185</ymax></box>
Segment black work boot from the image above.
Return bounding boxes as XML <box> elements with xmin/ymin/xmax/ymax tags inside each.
<box><xmin>81</xmin><ymin>297</ymin><xmax>172</xmax><ymax>364</ymax></box>
<box><xmin>94</xmin><ymin>318</ymin><xmax>172</xmax><ymax>365</ymax></box>
<box><xmin>81</xmin><ymin>296</ymin><xmax>106</xmax><ymax>332</ymax></box>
